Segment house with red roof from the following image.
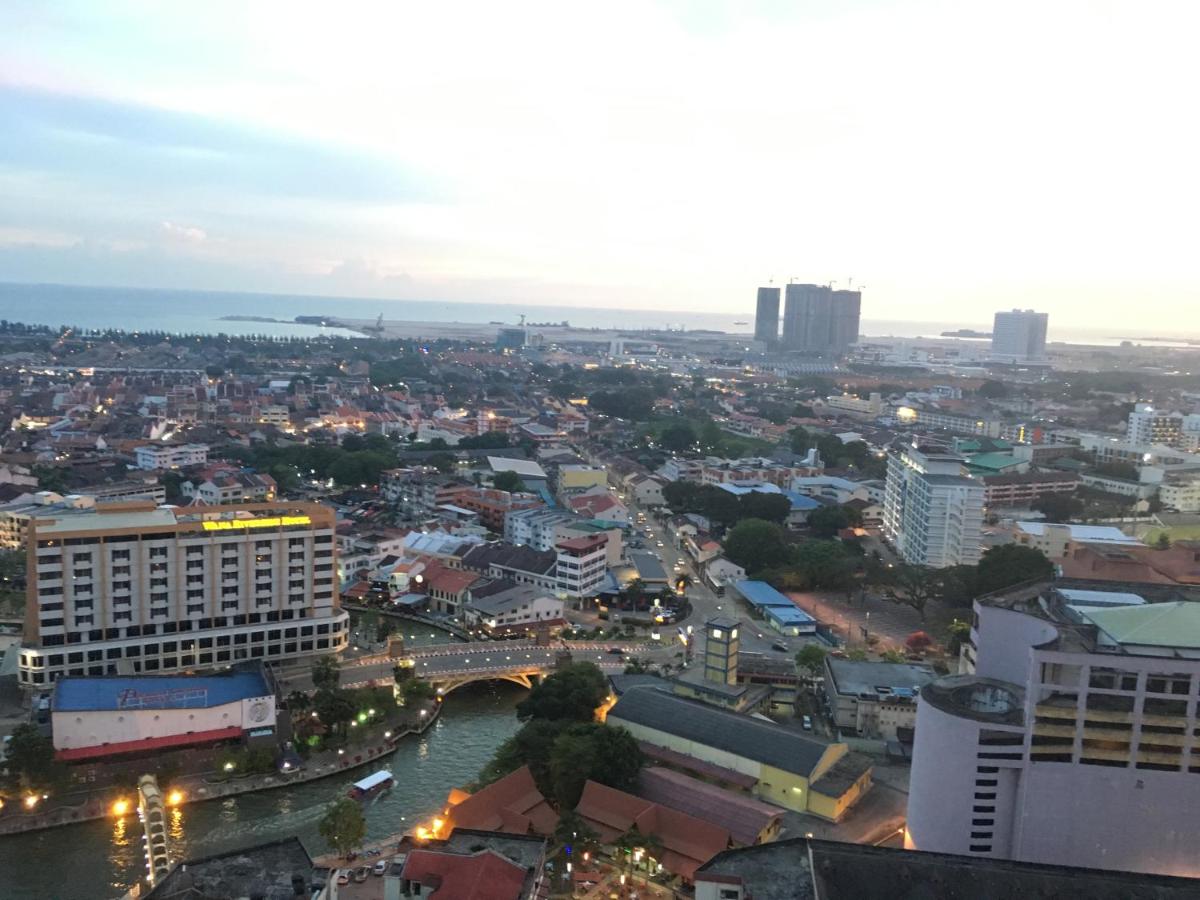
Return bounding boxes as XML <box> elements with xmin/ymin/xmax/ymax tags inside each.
<box><xmin>442</xmin><ymin>765</ymin><xmax>558</xmax><ymax>836</ymax></box>
<box><xmin>574</xmin><ymin>779</ymin><xmax>732</xmax><ymax>884</ymax></box>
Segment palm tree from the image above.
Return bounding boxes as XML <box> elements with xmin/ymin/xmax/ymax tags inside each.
<box><xmin>674</xmin><ymin>572</ymin><xmax>694</xmax><ymax>594</ymax></box>
<box><xmin>624</xmin><ymin>578</ymin><xmax>646</xmax><ymax>611</ymax></box>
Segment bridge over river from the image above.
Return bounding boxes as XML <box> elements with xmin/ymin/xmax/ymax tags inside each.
<box><xmin>398</xmin><ymin>641</ymin><xmax>639</xmax><ymax>694</ymax></box>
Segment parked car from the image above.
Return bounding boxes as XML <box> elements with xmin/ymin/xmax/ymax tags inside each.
<box><xmin>802</xmin><ymin>715</ymin><xmax>813</xmax><ymax>731</ymax></box>
<box><xmin>336</xmin><ymin>870</ymin><xmax>350</xmax><ymax>885</ymax></box>
<box><xmin>354</xmin><ymin>866</ymin><xmax>371</xmax><ymax>882</ymax></box>
<box><xmin>373</xmin><ymin>859</ymin><xmax>389</xmax><ymax>876</ymax></box>
<box><xmin>771</xmin><ymin>641</ymin><xmax>789</xmax><ymax>653</ymax></box>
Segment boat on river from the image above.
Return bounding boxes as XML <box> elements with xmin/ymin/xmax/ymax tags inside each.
<box><xmin>348</xmin><ymin>770</ymin><xmax>394</xmax><ymax>801</ymax></box>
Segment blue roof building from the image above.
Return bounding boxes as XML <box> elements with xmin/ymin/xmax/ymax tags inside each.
<box><xmin>736</xmin><ymin>580</ymin><xmax>817</xmax><ymax>635</ymax></box>
<box><xmin>53</xmin><ymin>668</ymin><xmax>271</xmax><ymax>712</ymax></box>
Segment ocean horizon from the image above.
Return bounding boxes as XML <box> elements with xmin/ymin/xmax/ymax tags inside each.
<box><xmin>0</xmin><ymin>280</ymin><xmax>1187</xmax><ymax>347</ymax></box>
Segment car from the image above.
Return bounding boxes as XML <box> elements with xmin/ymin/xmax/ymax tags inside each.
<box><xmin>771</xmin><ymin>641</ymin><xmax>789</xmax><ymax>653</ymax></box>
<box><xmin>374</xmin><ymin>859</ymin><xmax>389</xmax><ymax>876</ymax></box>
<box><xmin>354</xmin><ymin>866</ymin><xmax>371</xmax><ymax>882</ymax></box>
<box><xmin>802</xmin><ymin>715</ymin><xmax>813</xmax><ymax>731</ymax></box>
<box><xmin>656</xmin><ymin>541</ymin><xmax>664</xmax><ymax>548</ymax></box>
<box><xmin>336</xmin><ymin>870</ymin><xmax>350</xmax><ymax>885</ymax></box>
<box><xmin>607</xmin><ymin>647</ymin><xmax>625</xmax><ymax>655</ymax></box>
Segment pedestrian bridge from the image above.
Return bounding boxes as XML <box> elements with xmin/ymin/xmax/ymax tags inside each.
<box><xmin>399</xmin><ymin>642</ymin><xmax>634</xmax><ymax>695</ymax></box>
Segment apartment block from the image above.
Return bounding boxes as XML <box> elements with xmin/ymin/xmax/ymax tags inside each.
<box><xmin>882</xmin><ymin>446</ymin><xmax>984</xmax><ymax>567</ymax></box>
<box><xmin>134</xmin><ymin>443</ymin><xmax>209</xmax><ymax>470</ymax></box>
<box><xmin>19</xmin><ymin>501</ymin><xmax>348</xmax><ymax>687</ymax></box>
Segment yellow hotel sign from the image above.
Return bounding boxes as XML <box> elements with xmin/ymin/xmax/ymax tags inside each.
<box><xmin>202</xmin><ymin>515</ymin><xmax>311</xmax><ymax>532</ymax></box>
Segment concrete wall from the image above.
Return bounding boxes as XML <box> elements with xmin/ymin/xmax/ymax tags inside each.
<box><xmin>53</xmin><ymin>693</ymin><xmax>274</xmax><ymax>752</ymax></box>
<box><xmin>906</xmin><ymin>698</ymin><xmax>990</xmax><ymax>854</ymax></box>
<box><xmin>1014</xmin><ymin>763</ymin><xmax>1200</xmax><ymax>877</ymax></box>
<box><xmin>971</xmin><ymin>604</ymin><xmax>1057</xmax><ymax>686</ymax></box>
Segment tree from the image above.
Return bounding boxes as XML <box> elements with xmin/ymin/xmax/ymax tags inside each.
<box><xmin>945</xmin><ymin>619</ymin><xmax>972</xmax><ymax>657</ymax></box>
<box><xmin>1095</xmin><ymin>461</ymin><xmax>1139</xmax><ymax>481</ymax></box>
<box><xmin>623</xmin><ymin>578</ymin><xmax>647</xmax><ymax>610</ymax></box>
<box><xmin>548</xmin><ymin>723</ymin><xmax>643</xmax><ymax>807</ymax></box>
<box><xmin>795</xmin><ymin>644</ymin><xmax>828</xmax><ymax>683</ymax></box>
<box><xmin>660</xmin><ymin>423</ymin><xmax>697</xmax><ymax>453</ymax></box>
<box><xmin>674</xmin><ymin>572</ymin><xmax>694</xmax><ymax>593</ymax></box>
<box><xmin>880</xmin><ymin>564</ymin><xmax>944</xmax><ymax>622</ymax></box>
<box><xmin>1032</xmin><ymin>492</ymin><xmax>1084</xmax><ymax>522</ymax></box>
<box><xmin>905</xmin><ymin>631</ymin><xmax>935</xmax><ymax>654</ymax></box>
<box><xmin>977</xmin><ymin>380</ymin><xmax>1009</xmax><ymax>398</ymax></box>
<box><xmin>975</xmin><ymin>544</ymin><xmax>1054</xmax><ymax>594</ymax></box>
<box><xmin>311</xmin><ymin>655</ymin><xmax>341</xmax><ymax>692</ymax></box>
<box><xmin>479</xmin><ymin>719</ymin><xmax>571</xmax><ymax>791</ymax></box>
<box><xmin>286</xmin><ymin>691</ymin><xmax>312</xmax><ymax>713</ymax></box>
<box><xmin>319</xmin><ymin>797</ymin><xmax>366</xmax><ymax>857</ymax></box>
<box><xmin>427</xmin><ymin>452</ymin><xmax>457</xmax><ymax>474</ymax></box>
<box><xmin>791</xmin><ymin>540</ymin><xmax>856</xmax><ymax>591</ymax></box>
<box><xmin>313</xmin><ymin>689</ymin><xmax>356</xmax><ymax>737</ymax></box>
<box><xmin>724</xmin><ymin>519</ymin><xmax>791</xmax><ymax>574</ymax></box>
<box><xmin>1155</xmin><ymin>533</ymin><xmax>1172</xmax><ymax>550</ymax></box>
<box><xmin>457</xmin><ymin>432</ymin><xmax>513</xmax><ymax>450</ymax></box>
<box><xmin>400</xmin><ymin>679</ymin><xmax>435</xmax><ymax>707</ymax></box>
<box><xmin>516</xmin><ymin>662</ymin><xmax>609</xmax><ymax>723</ymax></box>
<box><xmin>493</xmin><ymin>470</ymin><xmax>527</xmax><ymax>493</ymax></box>
<box><xmin>737</xmin><ymin>492</ymin><xmax>792</xmax><ymax>525</ymax></box>
<box><xmin>5</xmin><ymin>723</ymin><xmax>64</xmax><ymax>790</ymax></box>
<box><xmin>806</xmin><ymin>505</ymin><xmax>859</xmax><ymax>539</ymax></box>
<box><xmin>880</xmin><ymin>648</ymin><xmax>907</xmax><ymax>663</ymax></box>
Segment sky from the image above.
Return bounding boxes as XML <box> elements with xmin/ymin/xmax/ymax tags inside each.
<box><xmin>1</xmin><ymin>0</ymin><xmax>1198</xmax><ymax>329</ymax></box>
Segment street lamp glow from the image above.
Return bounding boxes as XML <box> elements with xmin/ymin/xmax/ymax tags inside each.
<box><xmin>166</xmin><ymin>790</ymin><xmax>184</xmax><ymax>807</ymax></box>
<box><xmin>111</xmin><ymin>799</ymin><xmax>130</xmax><ymax>817</ymax></box>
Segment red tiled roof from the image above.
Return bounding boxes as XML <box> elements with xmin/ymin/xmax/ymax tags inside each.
<box><xmin>636</xmin><ymin>767</ymin><xmax>781</xmax><ymax>846</ymax></box>
<box><xmin>636</xmin><ymin>742</ymin><xmax>758</xmax><ymax>789</ymax></box>
<box><xmin>401</xmin><ymin>848</ymin><xmax>527</xmax><ymax>900</ymax></box>
<box><xmin>445</xmin><ymin>765</ymin><xmax>558</xmax><ymax>836</ymax></box>
<box><xmin>56</xmin><ymin>725</ymin><xmax>242</xmax><ymax>761</ymax></box>
<box><xmin>575</xmin><ymin>780</ymin><xmax>730</xmax><ymax>883</ymax></box>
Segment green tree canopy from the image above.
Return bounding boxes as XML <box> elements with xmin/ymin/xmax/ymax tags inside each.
<box><xmin>975</xmin><ymin>544</ymin><xmax>1054</xmax><ymax>594</ymax></box>
<box><xmin>723</xmin><ymin>518</ymin><xmax>792</xmax><ymax>573</ymax></box>
<box><xmin>311</xmin><ymin>655</ymin><xmax>340</xmax><ymax>692</ymax></box>
<box><xmin>548</xmin><ymin>723</ymin><xmax>643</xmax><ymax>808</ymax></box>
<box><xmin>659</xmin><ymin>423</ymin><xmax>697</xmax><ymax>453</ymax></box>
<box><xmin>806</xmin><ymin>504</ymin><xmax>862</xmax><ymax>539</ymax></box>
<box><xmin>790</xmin><ymin>540</ymin><xmax>857</xmax><ymax>591</ymax></box>
<box><xmin>479</xmin><ymin>719</ymin><xmax>572</xmax><ymax>791</ymax></box>
<box><xmin>515</xmin><ymin>662</ymin><xmax>609</xmax><ymax>723</ymax></box>
<box><xmin>795</xmin><ymin>644</ymin><xmax>828</xmax><ymax>680</ymax></box>
<box><xmin>5</xmin><ymin>723</ymin><xmax>64</xmax><ymax>790</ymax></box>
<box><xmin>493</xmin><ymin>470</ymin><xmax>527</xmax><ymax>493</ymax></box>
<box><xmin>319</xmin><ymin>797</ymin><xmax>367</xmax><ymax>857</ymax></box>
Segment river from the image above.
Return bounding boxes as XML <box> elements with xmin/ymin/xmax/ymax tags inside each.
<box><xmin>0</xmin><ymin>679</ymin><xmax>524</xmax><ymax>900</ymax></box>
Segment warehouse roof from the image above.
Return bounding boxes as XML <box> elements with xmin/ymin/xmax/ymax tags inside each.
<box><xmin>608</xmin><ymin>687</ymin><xmax>830</xmax><ymax>777</ymax></box>
<box><xmin>736</xmin><ymin>580</ymin><xmax>800</xmax><ymax>610</ymax></box>
<box><xmin>53</xmin><ymin>669</ymin><xmax>270</xmax><ymax>712</ymax></box>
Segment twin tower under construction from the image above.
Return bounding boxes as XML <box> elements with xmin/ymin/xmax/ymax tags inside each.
<box><xmin>753</xmin><ymin>282</ymin><xmax>861</xmax><ymax>355</ymax></box>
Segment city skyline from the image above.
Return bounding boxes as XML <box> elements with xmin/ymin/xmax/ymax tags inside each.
<box><xmin>2</xmin><ymin>2</ymin><xmax>1200</xmax><ymax>330</ymax></box>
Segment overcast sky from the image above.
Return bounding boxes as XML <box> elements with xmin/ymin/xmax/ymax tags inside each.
<box><xmin>1</xmin><ymin>1</ymin><xmax>1198</xmax><ymax>328</ymax></box>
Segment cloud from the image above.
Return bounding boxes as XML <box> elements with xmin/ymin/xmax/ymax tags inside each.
<box><xmin>160</xmin><ymin>221</ymin><xmax>206</xmax><ymax>243</ymax></box>
<box><xmin>0</xmin><ymin>85</ymin><xmax>441</xmax><ymax>207</ymax></box>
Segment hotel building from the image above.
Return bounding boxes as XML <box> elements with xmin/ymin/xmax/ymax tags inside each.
<box><xmin>882</xmin><ymin>445</ymin><xmax>984</xmax><ymax>568</ymax></box>
<box><xmin>19</xmin><ymin>501</ymin><xmax>349</xmax><ymax>687</ymax></box>
<box><xmin>907</xmin><ymin>582</ymin><xmax>1200</xmax><ymax>877</ymax></box>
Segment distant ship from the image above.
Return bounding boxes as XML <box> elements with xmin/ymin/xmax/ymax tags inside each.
<box><xmin>733</xmin><ymin>320</ymin><xmax>748</xmax><ymax>325</ymax></box>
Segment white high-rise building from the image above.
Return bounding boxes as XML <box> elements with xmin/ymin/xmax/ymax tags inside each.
<box><xmin>1127</xmin><ymin>403</ymin><xmax>1184</xmax><ymax>447</ymax></box>
<box><xmin>907</xmin><ymin>584</ymin><xmax>1200</xmax><ymax>878</ymax></box>
<box><xmin>991</xmin><ymin>310</ymin><xmax>1048</xmax><ymax>361</ymax></box>
<box><xmin>19</xmin><ymin>501</ymin><xmax>349</xmax><ymax>687</ymax></box>
<box><xmin>882</xmin><ymin>446</ymin><xmax>984</xmax><ymax>567</ymax></box>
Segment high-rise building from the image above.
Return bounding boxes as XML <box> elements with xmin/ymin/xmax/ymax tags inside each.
<box><xmin>907</xmin><ymin>584</ymin><xmax>1200</xmax><ymax>877</ymax></box>
<box><xmin>882</xmin><ymin>445</ymin><xmax>984</xmax><ymax>567</ymax></box>
<box><xmin>753</xmin><ymin>286</ymin><xmax>780</xmax><ymax>345</ymax></box>
<box><xmin>1126</xmin><ymin>403</ymin><xmax>1184</xmax><ymax>447</ymax></box>
<box><xmin>781</xmin><ymin>283</ymin><xmax>860</xmax><ymax>354</ymax></box>
<box><xmin>991</xmin><ymin>309</ymin><xmax>1048</xmax><ymax>361</ymax></box>
<box><xmin>18</xmin><ymin>501</ymin><xmax>349</xmax><ymax>687</ymax></box>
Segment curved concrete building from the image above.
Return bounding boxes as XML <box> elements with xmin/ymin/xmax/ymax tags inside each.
<box><xmin>906</xmin><ymin>582</ymin><xmax>1200</xmax><ymax>878</ymax></box>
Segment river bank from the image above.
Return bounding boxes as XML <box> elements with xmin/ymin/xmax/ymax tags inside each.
<box><xmin>0</xmin><ymin>700</ymin><xmax>442</xmax><ymax>837</ymax></box>
<box><xmin>0</xmin><ymin>681</ymin><xmax>524</xmax><ymax>900</ymax></box>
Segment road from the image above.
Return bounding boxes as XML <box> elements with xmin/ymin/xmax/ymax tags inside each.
<box><xmin>615</xmin><ymin>491</ymin><xmax>808</xmax><ymax>663</ymax></box>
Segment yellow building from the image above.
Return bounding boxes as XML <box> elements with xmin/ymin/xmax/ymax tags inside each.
<box><xmin>557</xmin><ymin>465</ymin><xmax>609</xmax><ymax>493</ymax></box>
<box><xmin>608</xmin><ymin>685</ymin><xmax>872</xmax><ymax>821</ymax></box>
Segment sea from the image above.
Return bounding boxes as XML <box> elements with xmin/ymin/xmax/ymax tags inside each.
<box><xmin>0</xmin><ymin>281</ymin><xmax>1188</xmax><ymax>346</ymax></box>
